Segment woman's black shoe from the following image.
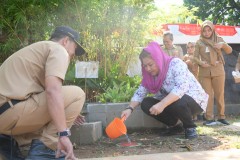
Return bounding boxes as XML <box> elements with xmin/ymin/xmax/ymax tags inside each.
<box><xmin>159</xmin><ymin>124</ymin><xmax>184</xmax><ymax>136</ymax></box>
<box><xmin>185</xmin><ymin>128</ymin><xmax>198</xmax><ymax>139</ymax></box>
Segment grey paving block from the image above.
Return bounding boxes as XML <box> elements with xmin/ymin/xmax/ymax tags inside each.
<box><xmin>87</xmin><ymin>103</ymin><xmax>165</xmax><ymax>129</ymax></box>
<box><xmin>70</xmin><ymin>121</ymin><xmax>102</xmax><ymax>145</ymax></box>
<box><xmin>106</xmin><ymin>103</ymin><xmax>127</xmax><ymax>112</ymax></box>
<box><xmin>87</xmin><ymin>113</ymin><xmax>107</xmax><ymax>126</ymax></box>
<box><xmin>86</xmin><ymin>103</ymin><xmax>240</xmax><ymax>131</ymax></box>
<box><xmin>87</xmin><ymin>103</ymin><xmax>106</xmax><ymax>113</ymax></box>
<box><xmin>143</xmin><ymin>114</ymin><xmax>166</xmax><ymax>128</ymax></box>
<box><xmin>124</xmin><ymin>109</ymin><xmax>144</xmax><ymax>128</ymax></box>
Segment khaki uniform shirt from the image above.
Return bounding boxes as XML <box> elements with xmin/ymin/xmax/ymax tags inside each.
<box><xmin>162</xmin><ymin>45</ymin><xmax>183</xmax><ymax>59</ymax></box>
<box><xmin>0</xmin><ymin>41</ymin><xmax>70</xmax><ymax>105</ymax></box>
<box><xmin>194</xmin><ymin>38</ymin><xmax>231</xmax><ymax>77</ymax></box>
<box><xmin>183</xmin><ymin>54</ymin><xmax>198</xmax><ymax>78</ymax></box>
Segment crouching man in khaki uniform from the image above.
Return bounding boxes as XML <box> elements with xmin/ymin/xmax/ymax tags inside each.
<box><xmin>0</xmin><ymin>26</ymin><xmax>86</xmax><ymax>160</ymax></box>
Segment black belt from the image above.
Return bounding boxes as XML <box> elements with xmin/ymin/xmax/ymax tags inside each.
<box><xmin>0</xmin><ymin>99</ymin><xmax>22</xmax><ymax>115</ymax></box>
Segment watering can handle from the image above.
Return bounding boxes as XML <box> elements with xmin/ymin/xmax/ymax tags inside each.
<box><xmin>121</xmin><ymin>116</ymin><xmax>126</xmax><ymax>122</ymax></box>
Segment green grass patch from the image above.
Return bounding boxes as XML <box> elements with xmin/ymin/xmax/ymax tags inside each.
<box><xmin>196</xmin><ymin>116</ymin><xmax>240</xmax><ymax>149</ymax></box>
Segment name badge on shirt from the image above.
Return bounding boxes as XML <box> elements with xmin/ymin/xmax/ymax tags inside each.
<box><xmin>205</xmin><ymin>47</ymin><xmax>210</xmax><ymax>53</ymax></box>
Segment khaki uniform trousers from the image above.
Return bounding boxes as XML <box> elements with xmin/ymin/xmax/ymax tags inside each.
<box><xmin>199</xmin><ymin>75</ymin><xmax>225</xmax><ymax>120</ymax></box>
<box><xmin>0</xmin><ymin>85</ymin><xmax>85</xmax><ymax>150</ymax></box>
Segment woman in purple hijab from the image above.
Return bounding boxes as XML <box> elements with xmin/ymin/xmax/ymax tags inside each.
<box><xmin>121</xmin><ymin>41</ymin><xmax>208</xmax><ymax>139</ymax></box>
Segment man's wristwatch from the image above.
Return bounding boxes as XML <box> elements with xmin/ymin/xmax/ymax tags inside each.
<box><xmin>57</xmin><ymin>129</ymin><xmax>71</xmax><ymax>137</ymax></box>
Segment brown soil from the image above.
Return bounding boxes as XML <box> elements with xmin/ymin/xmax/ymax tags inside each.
<box><xmin>18</xmin><ymin>118</ymin><xmax>239</xmax><ymax>159</ymax></box>
<box><xmin>74</xmin><ymin>120</ymin><xmax>240</xmax><ymax>159</ymax></box>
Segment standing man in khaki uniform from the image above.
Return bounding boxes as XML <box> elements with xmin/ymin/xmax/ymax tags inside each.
<box><xmin>162</xmin><ymin>31</ymin><xmax>184</xmax><ymax>59</ymax></box>
<box><xmin>193</xmin><ymin>20</ymin><xmax>232</xmax><ymax>126</ymax></box>
<box><xmin>0</xmin><ymin>26</ymin><xmax>86</xmax><ymax>159</ymax></box>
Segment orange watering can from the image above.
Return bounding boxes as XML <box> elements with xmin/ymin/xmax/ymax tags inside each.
<box><xmin>105</xmin><ymin>117</ymin><xmax>127</xmax><ymax>139</ymax></box>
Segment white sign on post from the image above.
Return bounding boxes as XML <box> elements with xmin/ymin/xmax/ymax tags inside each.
<box><xmin>75</xmin><ymin>61</ymin><xmax>99</xmax><ymax>78</ymax></box>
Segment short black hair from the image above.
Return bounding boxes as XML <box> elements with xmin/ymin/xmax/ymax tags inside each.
<box><xmin>163</xmin><ymin>31</ymin><xmax>173</xmax><ymax>41</ymax></box>
<box><xmin>50</xmin><ymin>32</ymin><xmax>68</xmax><ymax>41</ymax></box>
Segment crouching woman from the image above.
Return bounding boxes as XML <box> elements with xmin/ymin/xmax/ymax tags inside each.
<box><xmin>121</xmin><ymin>41</ymin><xmax>208</xmax><ymax>139</ymax></box>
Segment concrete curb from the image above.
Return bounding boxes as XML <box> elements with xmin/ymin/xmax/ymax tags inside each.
<box><xmin>70</xmin><ymin>103</ymin><xmax>240</xmax><ymax>144</ymax></box>
<box><xmin>78</xmin><ymin>149</ymin><xmax>240</xmax><ymax>160</ymax></box>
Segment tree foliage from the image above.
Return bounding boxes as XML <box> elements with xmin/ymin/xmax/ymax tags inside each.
<box><xmin>183</xmin><ymin>0</ymin><xmax>240</xmax><ymax>25</ymax></box>
<box><xmin>0</xmin><ymin>0</ymin><xmax>155</xmax><ymax>102</ymax></box>
<box><xmin>0</xmin><ymin>0</ymin><xmax>69</xmax><ymax>58</ymax></box>
<box><xmin>0</xmin><ymin>0</ymin><xmax>204</xmax><ymax>102</ymax></box>
<box><xmin>147</xmin><ymin>4</ymin><xmax>199</xmax><ymax>38</ymax></box>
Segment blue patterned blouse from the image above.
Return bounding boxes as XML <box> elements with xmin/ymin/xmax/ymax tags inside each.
<box><xmin>131</xmin><ymin>58</ymin><xmax>208</xmax><ymax>111</ymax></box>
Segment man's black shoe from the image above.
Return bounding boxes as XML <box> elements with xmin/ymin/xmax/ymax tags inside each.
<box><xmin>159</xmin><ymin>124</ymin><xmax>184</xmax><ymax>136</ymax></box>
<box><xmin>0</xmin><ymin>134</ymin><xmax>25</xmax><ymax>160</ymax></box>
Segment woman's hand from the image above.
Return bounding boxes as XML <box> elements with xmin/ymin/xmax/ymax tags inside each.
<box><xmin>149</xmin><ymin>103</ymin><xmax>165</xmax><ymax>115</ymax></box>
<box><xmin>185</xmin><ymin>59</ymin><xmax>193</xmax><ymax>67</ymax></box>
<box><xmin>214</xmin><ymin>42</ymin><xmax>224</xmax><ymax>49</ymax></box>
<box><xmin>200</xmin><ymin>61</ymin><xmax>211</xmax><ymax>67</ymax></box>
<box><xmin>121</xmin><ymin>109</ymin><xmax>132</xmax><ymax>120</ymax></box>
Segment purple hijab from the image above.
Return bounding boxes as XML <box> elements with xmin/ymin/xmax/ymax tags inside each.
<box><xmin>141</xmin><ymin>41</ymin><xmax>174</xmax><ymax>94</ymax></box>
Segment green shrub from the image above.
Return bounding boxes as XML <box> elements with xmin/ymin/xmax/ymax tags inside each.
<box><xmin>96</xmin><ymin>76</ymin><xmax>141</xmax><ymax>103</ymax></box>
